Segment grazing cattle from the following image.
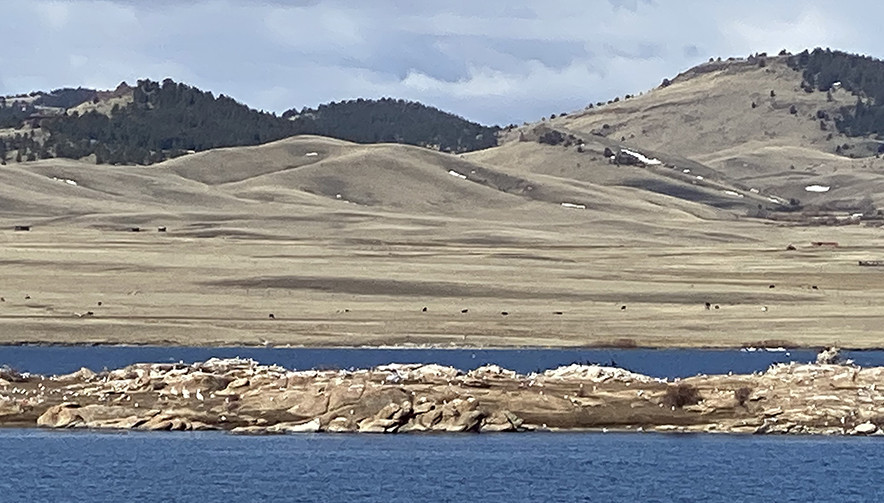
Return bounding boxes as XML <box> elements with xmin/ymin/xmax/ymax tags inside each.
<box><xmin>461</xmin><ymin>309</ymin><xmax>469</xmax><ymax>313</ymax></box>
<box><xmin>13</xmin><ymin>225</ymin><xmax>30</xmax><ymax>232</ymax></box>
<box><xmin>97</xmin><ymin>301</ymin><xmax>102</xmax><ymax>306</ymax></box>
<box><xmin>421</xmin><ymin>307</ymin><xmax>428</xmax><ymax>312</ymax></box>
<box><xmin>553</xmin><ymin>311</ymin><xmax>563</xmax><ymax>315</ymax></box>
<box><xmin>811</xmin><ymin>285</ymin><xmax>819</xmax><ymax>290</ymax></box>
<box><xmin>620</xmin><ymin>305</ymin><xmax>627</xmax><ymax>310</ymax></box>
<box><xmin>157</xmin><ymin>226</ymin><xmax>167</xmax><ymax>232</ymax></box>
<box><xmin>714</xmin><ymin>305</ymin><xmax>720</xmax><ymax>310</ymax></box>
<box><xmin>769</xmin><ymin>284</ymin><xmax>775</xmax><ymax>289</ymax></box>
<box><xmin>24</xmin><ymin>295</ymin><xmax>30</xmax><ymax>300</ymax></box>
<box><xmin>268</xmin><ymin>313</ymin><xmax>275</xmax><ymax>319</ymax></box>
<box><xmin>705</xmin><ymin>302</ymin><xmax>711</xmax><ymax>310</ymax></box>
<box><xmin>501</xmin><ymin>311</ymin><xmax>509</xmax><ymax>316</ymax></box>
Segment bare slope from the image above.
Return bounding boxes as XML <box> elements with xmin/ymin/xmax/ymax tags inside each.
<box><xmin>480</xmin><ymin>56</ymin><xmax>884</xmax><ymax>215</ymax></box>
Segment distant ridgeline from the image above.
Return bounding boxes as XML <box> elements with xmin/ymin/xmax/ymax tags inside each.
<box><xmin>0</xmin><ymin>79</ymin><xmax>498</xmax><ymax>165</ymax></box>
<box><xmin>281</xmin><ymin>98</ymin><xmax>498</xmax><ymax>153</ymax></box>
<box><xmin>788</xmin><ymin>49</ymin><xmax>884</xmax><ymax>139</ymax></box>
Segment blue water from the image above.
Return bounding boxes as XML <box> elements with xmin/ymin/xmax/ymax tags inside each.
<box><xmin>1</xmin><ymin>345</ymin><xmax>883</xmax><ymax>378</ymax></box>
<box><xmin>0</xmin><ymin>429</ymin><xmax>880</xmax><ymax>503</ymax></box>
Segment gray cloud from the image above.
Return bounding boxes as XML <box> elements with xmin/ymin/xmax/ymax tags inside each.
<box><xmin>0</xmin><ymin>0</ymin><xmax>880</xmax><ymax>125</ymax></box>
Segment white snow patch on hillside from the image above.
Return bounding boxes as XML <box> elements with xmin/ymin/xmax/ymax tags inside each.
<box><xmin>622</xmin><ymin>149</ymin><xmax>661</xmax><ymax>165</ymax></box>
<box><xmin>52</xmin><ymin>177</ymin><xmax>78</xmax><ymax>186</ymax></box>
<box><xmin>805</xmin><ymin>185</ymin><xmax>830</xmax><ymax>193</ymax></box>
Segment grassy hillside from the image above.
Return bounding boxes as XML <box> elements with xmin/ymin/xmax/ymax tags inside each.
<box><xmin>481</xmin><ymin>52</ymin><xmax>884</xmax><ymax>221</ymax></box>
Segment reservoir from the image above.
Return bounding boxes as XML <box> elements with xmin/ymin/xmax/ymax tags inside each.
<box><xmin>1</xmin><ymin>429</ymin><xmax>880</xmax><ymax>503</ymax></box>
<box><xmin>1</xmin><ymin>345</ymin><xmax>883</xmax><ymax>378</ymax></box>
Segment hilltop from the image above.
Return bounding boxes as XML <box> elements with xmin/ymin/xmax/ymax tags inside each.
<box><xmin>479</xmin><ymin>49</ymin><xmax>884</xmax><ymax>222</ymax></box>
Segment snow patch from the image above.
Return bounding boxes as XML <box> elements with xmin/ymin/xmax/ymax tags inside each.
<box><xmin>695</xmin><ymin>175</ymin><xmax>704</xmax><ymax>180</ymax></box>
<box><xmin>560</xmin><ymin>202</ymin><xmax>586</xmax><ymax>210</ymax></box>
<box><xmin>52</xmin><ymin>177</ymin><xmax>78</xmax><ymax>186</ymax></box>
<box><xmin>723</xmin><ymin>190</ymin><xmax>743</xmax><ymax>198</ymax></box>
<box><xmin>448</xmin><ymin>170</ymin><xmax>467</xmax><ymax>180</ymax></box>
<box><xmin>750</xmin><ymin>188</ymin><xmax>760</xmax><ymax>194</ymax></box>
<box><xmin>805</xmin><ymin>185</ymin><xmax>830</xmax><ymax>193</ymax></box>
<box><xmin>621</xmin><ymin>148</ymin><xmax>661</xmax><ymax>165</ymax></box>
<box><xmin>305</xmin><ymin>152</ymin><xmax>318</xmax><ymax>157</ymax></box>
<box><xmin>682</xmin><ymin>168</ymin><xmax>690</xmax><ymax>173</ymax></box>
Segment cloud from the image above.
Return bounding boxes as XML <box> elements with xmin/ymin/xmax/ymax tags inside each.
<box><xmin>0</xmin><ymin>0</ymin><xmax>881</xmax><ymax>125</ymax></box>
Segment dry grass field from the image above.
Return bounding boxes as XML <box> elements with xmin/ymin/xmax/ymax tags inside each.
<box><xmin>5</xmin><ymin>58</ymin><xmax>884</xmax><ymax>349</ymax></box>
<box><xmin>2</xmin><ymin>137</ymin><xmax>884</xmax><ymax>349</ymax></box>
<box><xmin>3</xmin><ymin>222</ymin><xmax>884</xmax><ymax>348</ymax></box>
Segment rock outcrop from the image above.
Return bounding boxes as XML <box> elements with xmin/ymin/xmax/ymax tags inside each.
<box><xmin>0</xmin><ymin>357</ymin><xmax>882</xmax><ymax>436</ymax></box>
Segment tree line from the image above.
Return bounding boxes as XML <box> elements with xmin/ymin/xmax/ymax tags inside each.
<box><xmin>788</xmin><ymin>48</ymin><xmax>884</xmax><ymax>138</ymax></box>
<box><xmin>1</xmin><ymin>79</ymin><xmax>498</xmax><ymax>165</ymax></box>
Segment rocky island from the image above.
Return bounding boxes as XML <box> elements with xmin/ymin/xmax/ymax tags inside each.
<box><xmin>1</xmin><ymin>349</ymin><xmax>882</xmax><ymax>436</ymax></box>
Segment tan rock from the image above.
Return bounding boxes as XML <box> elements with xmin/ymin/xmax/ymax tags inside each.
<box><xmin>37</xmin><ymin>403</ymin><xmax>84</xmax><ymax>428</ymax></box>
<box><xmin>227</xmin><ymin>378</ymin><xmax>250</xmax><ymax>389</ymax></box>
<box><xmin>851</xmin><ymin>422</ymin><xmax>879</xmax><ymax>435</ymax></box>
<box><xmin>267</xmin><ymin>418</ymin><xmax>322</xmax><ymax>434</ymax></box>
<box><xmin>286</xmin><ymin>392</ymin><xmax>330</xmax><ymax>418</ymax></box>
<box><xmin>326</xmin><ymin>416</ymin><xmax>355</xmax><ymax>433</ymax></box>
<box><xmin>54</xmin><ymin>367</ymin><xmax>97</xmax><ymax>382</ymax></box>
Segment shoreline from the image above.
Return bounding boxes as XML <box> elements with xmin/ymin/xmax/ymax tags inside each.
<box><xmin>2</xmin><ymin>341</ymin><xmax>882</xmax><ymax>351</ymax></box>
<box><xmin>3</xmin><ymin>354</ymin><xmax>884</xmax><ymax>437</ymax></box>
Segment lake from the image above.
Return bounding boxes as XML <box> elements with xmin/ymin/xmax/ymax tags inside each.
<box><xmin>1</xmin><ymin>429</ymin><xmax>880</xmax><ymax>503</ymax></box>
<box><xmin>1</xmin><ymin>345</ymin><xmax>883</xmax><ymax>378</ymax></box>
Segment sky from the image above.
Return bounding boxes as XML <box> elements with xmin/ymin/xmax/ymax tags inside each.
<box><xmin>1</xmin><ymin>0</ymin><xmax>881</xmax><ymax>125</ymax></box>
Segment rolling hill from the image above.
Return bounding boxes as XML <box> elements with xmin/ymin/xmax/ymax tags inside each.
<box><xmin>480</xmin><ymin>50</ymin><xmax>884</xmax><ymax>222</ymax></box>
<box><xmin>4</xmin><ymin>49</ymin><xmax>884</xmax><ymax>349</ymax></box>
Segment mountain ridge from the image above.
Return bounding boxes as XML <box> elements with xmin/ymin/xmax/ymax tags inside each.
<box><xmin>0</xmin><ymin>80</ymin><xmax>499</xmax><ymax>166</ymax></box>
